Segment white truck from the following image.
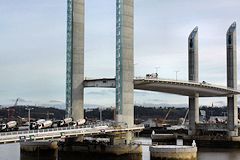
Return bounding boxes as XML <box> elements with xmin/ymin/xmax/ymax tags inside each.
<box><xmin>38</xmin><ymin>120</ymin><xmax>53</xmax><ymax>129</ymax></box>
<box><xmin>71</xmin><ymin>119</ymin><xmax>86</xmax><ymax>127</ymax></box>
<box><xmin>146</xmin><ymin>73</ymin><xmax>158</xmax><ymax>79</ymax></box>
<box><xmin>0</xmin><ymin>121</ymin><xmax>18</xmax><ymax>132</ymax></box>
<box><xmin>55</xmin><ymin>117</ymin><xmax>73</xmax><ymax>127</ymax></box>
<box><xmin>30</xmin><ymin>119</ymin><xmax>46</xmax><ymax>130</ymax></box>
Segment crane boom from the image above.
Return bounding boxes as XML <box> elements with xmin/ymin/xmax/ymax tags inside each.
<box><xmin>14</xmin><ymin>98</ymin><xmax>19</xmax><ymax>106</ymax></box>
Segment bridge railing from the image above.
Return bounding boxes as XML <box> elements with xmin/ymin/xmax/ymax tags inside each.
<box><xmin>84</xmin><ymin>76</ymin><xmax>239</xmax><ymax>92</ymax></box>
<box><xmin>0</xmin><ymin>122</ymin><xmax>111</xmax><ymax>137</ymax></box>
<box><xmin>135</xmin><ymin>77</ymin><xmax>238</xmax><ymax>91</ymax></box>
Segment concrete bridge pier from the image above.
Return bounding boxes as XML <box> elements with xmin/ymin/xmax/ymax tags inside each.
<box><xmin>188</xmin><ymin>27</ymin><xmax>199</xmax><ymax>135</ymax></box>
<box><xmin>227</xmin><ymin>96</ymin><xmax>238</xmax><ymax>136</ymax></box>
<box><xmin>189</xmin><ymin>93</ymin><xmax>199</xmax><ymax>135</ymax></box>
<box><xmin>226</xmin><ymin>22</ymin><xmax>238</xmax><ymax>137</ymax></box>
<box><xmin>58</xmin><ymin>131</ymin><xmax>142</xmax><ymax>159</ymax></box>
<box><xmin>71</xmin><ymin>0</ymin><xmax>85</xmax><ymax>121</ymax></box>
<box><xmin>66</xmin><ymin>0</ymin><xmax>85</xmax><ymax>120</ymax></box>
<box><xmin>20</xmin><ymin>141</ymin><xmax>58</xmax><ymax>159</ymax></box>
<box><xmin>110</xmin><ymin>131</ymin><xmax>134</xmax><ymax>145</ymax></box>
<box><xmin>115</xmin><ymin>0</ymin><xmax>134</xmax><ymax>127</ymax></box>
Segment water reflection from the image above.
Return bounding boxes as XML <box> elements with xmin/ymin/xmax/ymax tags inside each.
<box><xmin>3</xmin><ymin>139</ymin><xmax>240</xmax><ymax>160</ymax></box>
<box><xmin>58</xmin><ymin>153</ymin><xmax>142</xmax><ymax>160</ymax></box>
<box><xmin>0</xmin><ymin>143</ymin><xmax>20</xmax><ymax>160</ymax></box>
<box><xmin>21</xmin><ymin>153</ymin><xmax>142</xmax><ymax>160</ymax></box>
<box><xmin>20</xmin><ymin>138</ymin><xmax>148</xmax><ymax>160</ymax></box>
<box><xmin>198</xmin><ymin>148</ymin><xmax>240</xmax><ymax>160</ymax></box>
<box><xmin>21</xmin><ymin>154</ymin><xmax>56</xmax><ymax>160</ymax></box>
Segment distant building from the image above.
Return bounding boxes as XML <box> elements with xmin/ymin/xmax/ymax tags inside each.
<box><xmin>209</xmin><ymin>116</ymin><xmax>227</xmax><ymax>123</ymax></box>
<box><xmin>200</xmin><ymin>110</ymin><xmax>206</xmax><ymax>122</ymax></box>
<box><xmin>142</xmin><ymin>119</ymin><xmax>157</xmax><ymax>128</ymax></box>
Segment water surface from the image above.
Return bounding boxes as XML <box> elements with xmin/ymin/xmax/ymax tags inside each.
<box><xmin>1</xmin><ymin>139</ymin><xmax>240</xmax><ymax>160</ymax></box>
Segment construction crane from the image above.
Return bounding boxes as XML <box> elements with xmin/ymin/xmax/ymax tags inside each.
<box><xmin>182</xmin><ymin>109</ymin><xmax>189</xmax><ymax>125</ymax></box>
<box><xmin>162</xmin><ymin>108</ymin><xmax>171</xmax><ymax>124</ymax></box>
<box><xmin>7</xmin><ymin>98</ymin><xmax>20</xmax><ymax>121</ymax></box>
<box><xmin>14</xmin><ymin>98</ymin><xmax>19</xmax><ymax>106</ymax></box>
<box><xmin>155</xmin><ymin>108</ymin><xmax>172</xmax><ymax>127</ymax></box>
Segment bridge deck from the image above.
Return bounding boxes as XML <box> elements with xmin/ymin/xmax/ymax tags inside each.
<box><xmin>0</xmin><ymin>124</ymin><xmax>144</xmax><ymax>144</ymax></box>
<box><xmin>84</xmin><ymin>78</ymin><xmax>240</xmax><ymax>97</ymax></box>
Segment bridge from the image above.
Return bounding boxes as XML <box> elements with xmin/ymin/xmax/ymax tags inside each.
<box><xmin>0</xmin><ymin>124</ymin><xmax>144</xmax><ymax>144</ymax></box>
<box><xmin>84</xmin><ymin>78</ymin><xmax>240</xmax><ymax>97</ymax></box>
<box><xmin>1</xmin><ymin>1</ymin><xmax>238</xmax><ymax>152</ymax></box>
<box><xmin>63</xmin><ymin>0</ymin><xmax>240</xmax><ymax>137</ymax></box>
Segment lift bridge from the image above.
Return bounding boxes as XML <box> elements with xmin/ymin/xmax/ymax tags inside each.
<box><xmin>0</xmin><ymin>123</ymin><xmax>144</xmax><ymax>144</ymax></box>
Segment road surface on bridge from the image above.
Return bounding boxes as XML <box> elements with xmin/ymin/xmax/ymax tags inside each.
<box><xmin>84</xmin><ymin>78</ymin><xmax>240</xmax><ymax>97</ymax></box>
<box><xmin>0</xmin><ymin>123</ymin><xmax>144</xmax><ymax>144</ymax></box>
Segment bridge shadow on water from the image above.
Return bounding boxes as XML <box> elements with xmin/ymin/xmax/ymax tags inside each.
<box><xmin>21</xmin><ymin>153</ymin><xmax>142</xmax><ymax>160</ymax></box>
<box><xmin>58</xmin><ymin>152</ymin><xmax>142</xmax><ymax>160</ymax></box>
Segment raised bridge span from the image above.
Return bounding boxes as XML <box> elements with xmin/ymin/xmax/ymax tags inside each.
<box><xmin>84</xmin><ymin>78</ymin><xmax>240</xmax><ymax>97</ymax></box>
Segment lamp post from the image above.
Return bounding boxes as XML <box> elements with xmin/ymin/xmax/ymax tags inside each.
<box><xmin>25</xmin><ymin>107</ymin><xmax>33</xmax><ymax>130</ymax></box>
<box><xmin>175</xmin><ymin>71</ymin><xmax>179</xmax><ymax>80</ymax></box>
<box><xmin>155</xmin><ymin>67</ymin><xmax>160</xmax><ymax>74</ymax></box>
<box><xmin>155</xmin><ymin>67</ymin><xmax>160</xmax><ymax>79</ymax></box>
<box><xmin>99</xmin><ymin>107</ymin><xmax>102</xmax><ymax>121</ymax></box>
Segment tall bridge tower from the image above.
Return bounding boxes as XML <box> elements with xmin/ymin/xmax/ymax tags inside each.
<box><xmin>66</xmin><ymin>0</ymin><xmax>84</xmax><ymax>120</ymax></box>
<box><xmin>116</xmin><ymin>0</ymin><xmax>134</xmax><ymax>127</ymax></box>
<box><xmin>227</xmin><ymin>22</ymin><xmax>238</xmax><ymax>136</ymax></box>
<box><xmin>188</xmin><ymin>27</ymin><xmax>199</xmax><ymax>135</ymax></box>
<box><xmin>65</xmin><ymin>0</ymin><xmax>135</xmax><ymax>127</ymax></box>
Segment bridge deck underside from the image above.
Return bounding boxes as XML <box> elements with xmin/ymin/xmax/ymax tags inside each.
<box><xmin>84</xmin><ymin>78</ymin><xmax>240</xmax><ymax>97</ymax></box>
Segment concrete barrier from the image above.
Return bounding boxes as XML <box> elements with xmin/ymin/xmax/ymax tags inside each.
<box><xmin>149</xmin><ymin>145</ymin><xmax>197</xmax><ymax>160</ymax></box>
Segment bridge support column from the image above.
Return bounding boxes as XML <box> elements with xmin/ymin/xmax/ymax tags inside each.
<box><xmin>110</xmin><ymin>131</ymin><xmax>134</xmax><ymax>145</ymax></box>
<box><xmin>71</xmin><ymin>0</ymin><xmax>85</xmax><ymax>120</ymax></box>
<box><xmin>21</xmin><ymin>141</ymin><xmax>58</xmax><ymax>159</ymax></box>
<box><xmin>227</xmin><ymin>96</ymin><xmax>238</xmax><ymax>136</ymax></box>
<box><xmin>188</xmin><ymin>27</ymin><xmax>199</xmax><ymax>136</ymax></box>
<box><xmin>226</xmin><ymin>22</ymin><xmax>238</xmax><ymax>137</ymax></box>
<box><xmin>59</xmin><ymin>132</ymin><xmax>141</xmax><ymax>159</ymax></box>
<box><xmin>188</xmin><ymin>94</ymin><xmax>199</xmax><ymax>135</ymax></box>
<box><xmin>116</xmin><ymin>0</ymin><xmax>134</xmax><ymax>127</ymax></box>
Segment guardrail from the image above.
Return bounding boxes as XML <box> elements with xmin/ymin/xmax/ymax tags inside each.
<box><xmin>0</xmin><ymin>123</ymin><xmax>144</xmax><ymax>144</ymax></box>
<box><xmin>84</xmin><ymin>77</ymin><xmax>239</xmax><ymax>92</ymax></box>
<box><xmin>0</xmin><ymin>122</ymin><xmax>110</xmax><ymax>137</ymax></box>
<box><xmin>134</xmin><ymin>77</ymin><xmax>239</xmax><ymax>92</ymax></box>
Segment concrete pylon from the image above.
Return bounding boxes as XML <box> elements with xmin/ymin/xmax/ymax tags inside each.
<box><xmin>188</xmin><ymin>27</ymin><xmax>199</xmax><ymax>135</ymax></box>
<box><xmin>226</xmin><ymin>22</ymin><xmax>238</xmax><ymax>137</ymax></box>
<box><xmin>71</xmin><ymin>0</ymin><xmax>85</xmax><ymax>121</ymax></box>
<box><xmin>116</xmin><ymin>0</ymin><xmax>134</xmax><ymax>127</ymax></box>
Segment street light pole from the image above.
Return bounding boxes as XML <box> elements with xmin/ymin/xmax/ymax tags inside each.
<box><xmin>25</xmin><ymin>107</ymin><xmax>33</xmax><ymax>130</ymax></box>
<box><xmin>175</xmin><ymin>71</ymin><xmax>179</xmax><ymax>80</ymax></box>
<box><xmin>99</xmin><ymin>107</ymin><xmax>102</xmax><ymax>121</ymax></box>
<box><xmin>155</xmin><ymin>67</ymin><xmax>160</xmax><ymax>78</ymax></box>
<box><xmin>155</xmin><ymin>67</ymin><xmax>160</xmax><ymax>74</ymax></box>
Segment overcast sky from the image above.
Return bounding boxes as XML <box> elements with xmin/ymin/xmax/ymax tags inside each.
<box><xmin>1</xmin><ymin>0</ymin><xmax>240</xmax><ymax>108</ymax></box>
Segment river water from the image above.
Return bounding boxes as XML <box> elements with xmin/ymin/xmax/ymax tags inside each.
<box><xmin>1</xmin><ymin>139</ymin><xmax>240</xmax><ymax>160</ymax></box>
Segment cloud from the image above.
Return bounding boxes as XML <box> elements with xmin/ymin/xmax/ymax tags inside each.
<box><xmin>86</xmin><ymin>91</ymin><xmax>106</xmax><ymax>96</ymax></box>
<box><xmin>85</xmin><ymin>89</ymin><xmax>115</xmax><ymax>96</ymax></box>
<box><xmin>134</xmin><ymin>90</ymin><xmax>160</xmax><ymax>96</ymax></box>
<box><xmin>214</xmin><ymin>101</ymin><xmax>226</xmax><ymax>106</ymax></box>
<box><xmin>48</xmin><ymin>100</ymin><xmax>64</xmax><ymax>104</ymax></box>
<box><xmin>149</xmin><ymin>98</ymin><xmax>166</xmax><ymax>103</ymax></box>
